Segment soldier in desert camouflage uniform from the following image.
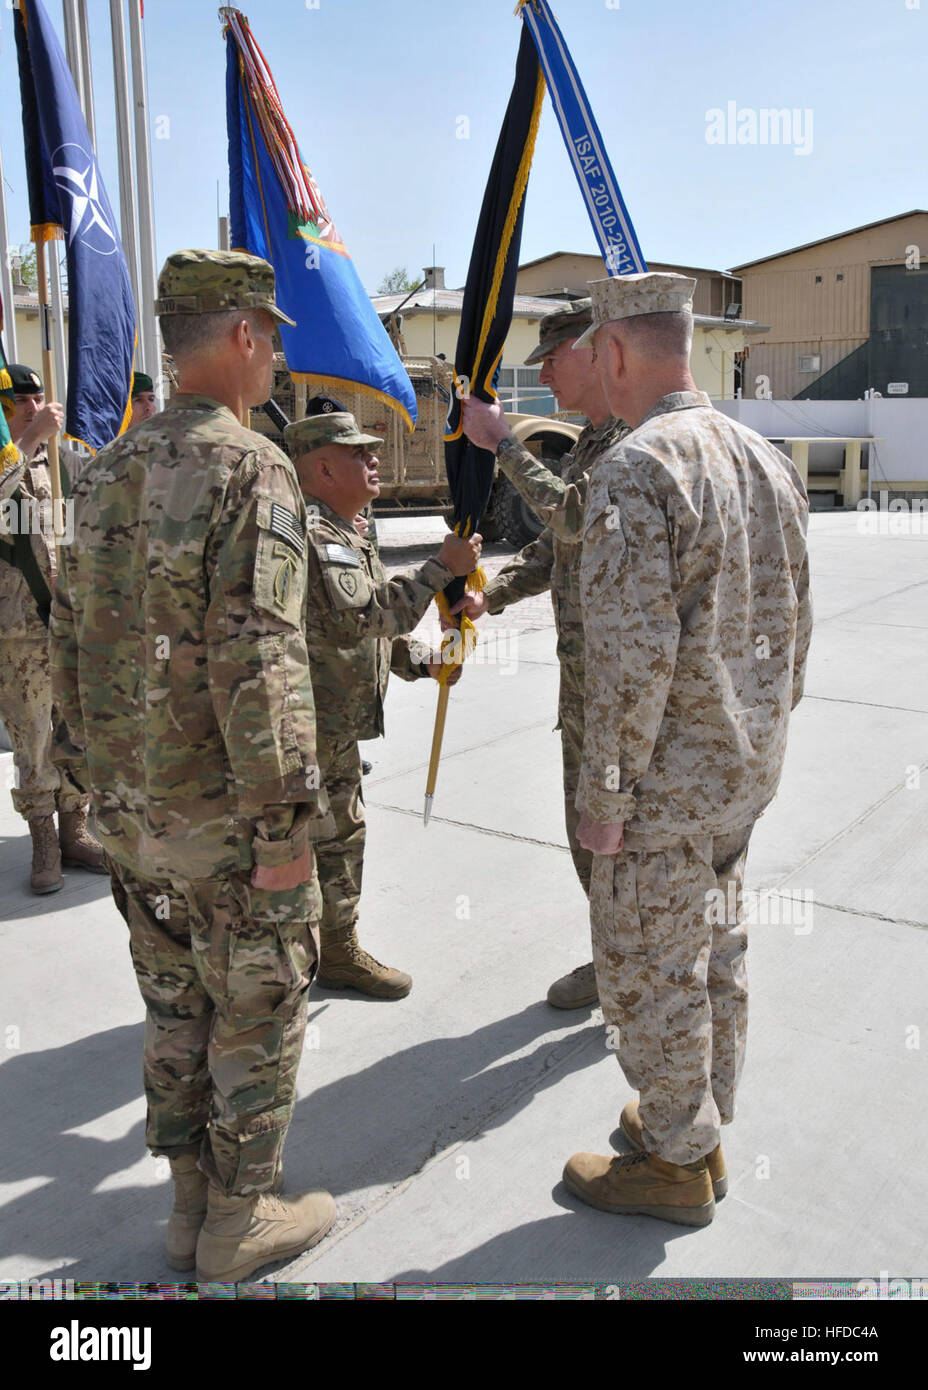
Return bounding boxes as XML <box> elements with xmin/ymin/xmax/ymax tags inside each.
<box><xmin>560</xmin><ymin>271</ymin><xmax>812</xmax><ymax>1227</ymax></box>
<box><xmin>0</xmin><ymin>363</ymin><xmax>104</xmax><ymax>892</ymax></box>
<box><xmin>284</xmin><ymin>399</ymin><xmax>481</xmax><ymax>998</ymax></box>
<box><xmin>50</xmin><ymin>250</ymin><xmax>337</xmax><ymax>1283</ymax></box>
<box><xmin>457</xmin><ymin>302</ymin><xmax>626</xmax><ymax>1009</ymax></box>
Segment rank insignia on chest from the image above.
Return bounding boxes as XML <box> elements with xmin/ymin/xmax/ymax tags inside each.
<box><xmin>272</xmin><ymin>543</ymin><xmax>299</xmax><ymax>609</ymax></box>
<box><xmin>337</xmin><ymin>569</ymin><xmax>359</xmax><ymax>597</ymax></box>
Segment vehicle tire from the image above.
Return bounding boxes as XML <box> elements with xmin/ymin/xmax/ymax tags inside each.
<box><xmin>477</xmin><ymin>487</ymin><xmax>506</xmax><ymax>543</ymax></box>
<box><xmin>496</xmin><ymin>474</ymin><xmax>545</xmax><ymax>548</ymax></box>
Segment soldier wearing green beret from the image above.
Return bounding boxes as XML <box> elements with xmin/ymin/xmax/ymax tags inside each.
<box><xmin>128</xmin><ymin>371</ymin><xmax>158</xmax><ymax>429</ymax></box>
<box><xmin>285</xmin><ymin>398</ymin><xmax>481</xmax><ymax>999</ymax></box>
<box><xmin>50</xmin><ymin>248</ymin><xmax>338</xmax><ymax>1281</ymax></box>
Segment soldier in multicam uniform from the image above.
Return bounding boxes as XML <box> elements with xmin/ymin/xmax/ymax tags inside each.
<box><xmin>284</xmin><ymin>399</ymin><xmax>481</xmax><ymax>998</ymax></box>
<box><xmin>456</xmin><ymin>301</ymin><xmax>627</xmax><ymax>1009</ymax></box>
<box><xmin>560</xmin><ymin>271</ymin><xmax>812</xmax><ymax>1226</ymax></box>
<box><xmin>50</xmin><ymin>250</ymin><xmax>338</xmax><ymax>1282</ymax></box>
<box><xmin>0</xmin><ymin>363</ymin><xmax>105</xmax><ymax>892</ymax></box>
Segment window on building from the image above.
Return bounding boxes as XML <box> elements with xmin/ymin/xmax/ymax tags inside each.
<box><xmin>496</xmin><ymin>365</ymin><xmax>554</xmax><ymax>415</ymax></box>
<box><xmin>798</xmin><ymin>354</ymin><xmax>822</xmax><ymax>373</ymax></box>
<box><xmin>836</xmin><ymin>273</ymin><xmax>844</xmax><ymax>282</ymax></box>
<box><xmin>815</xmin><ymin>275</ymin><xmax>823</xmax><ymax>284</ymax></box>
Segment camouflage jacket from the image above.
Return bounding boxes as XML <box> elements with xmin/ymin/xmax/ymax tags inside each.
<box><xmin>483</xmin><ymin>418</ymin><xmax>627</xmax><ymax>708</ymax></box>
<box><xmin>305</xmin><ymin>499</ymin><xmax>452</xmax><ymax>745</ymax></box>
<box><xmin>0</xmin><ymin>450</ymin><xmax>56</xmax><ymax>640</ymax></box>
<box><xmin>50</xmin><ymin>394</ymin><xmax>332</xmax><ymax>881</ymax></box>
<box><xmin>577</xmin><ymin>391</ymin><xmax>812</xmax><ymax>835</ymax></box>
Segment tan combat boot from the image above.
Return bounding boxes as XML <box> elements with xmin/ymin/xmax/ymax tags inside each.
<box><xmin>165</xmin><ymin>1154</ymin><xmax>209</xmax><ymax>1272</ymax></box>
<box><xmin>316</xmin><ymin>929</ymin><xmax>412</xmax><ymax>999</ymax></box>
<box><xmin>29</xmin><ymin>815</ymin><xmax>63</xmax><ymax>894</ymax></box>
<box><xmin>196</xmin><ymin>1186</ymin><xmax>336</xmax><ymax>1283</ymax></box>
<box><xmin>620</xmin><ymin>1098</ymin><xmax>728</xmax><ymax>1199</ymax></box>
<box><xmin>563</xmin><ymin>1148</ymin><xmax>716</xmax><ymax>1227</ymax></box>
<box><xmin>58</xmin><ymin>807</ymin><xmax>108</xmax><ymax>873</ymax></box>
<box><xmin>547</xmin><ymin>961</ymin><xmax>598</xmax><ymax>1010</ymax></box>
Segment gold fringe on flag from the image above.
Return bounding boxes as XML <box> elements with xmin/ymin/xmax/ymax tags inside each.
<box><xmin>30</xmin><ymin>223</ymin><xmax>64</xmax><ymax>243</ymax></box>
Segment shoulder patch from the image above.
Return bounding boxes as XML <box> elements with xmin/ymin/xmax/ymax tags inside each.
<box><xmin>324</xmin><ymin>543</ymin><xmax>361</xmax><ymax>567</ymax></box>
<box><xmin>269</xmin><ymin>502</ymin><xmax>305</xmax><ymax>557</ymax></box>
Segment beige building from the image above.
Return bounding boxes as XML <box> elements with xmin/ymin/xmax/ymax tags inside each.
<box><xmin>9</xmin><ymin>291</ymin><xmax>68</xmax><ymax>378</ymax></box>
<box><xmin>374</xmin><ymin>259</ymin><xmax>764</xmax><ymax>409</ymax></box>
<box><xmin>732</xmin><ymin>210</ymin><xmax>928</xmax><ymax>400</ymax></box>
<box><xmin>514</xmin><ymin>252</ymin><xmax>765</xmax><ymax>400</ymax></box>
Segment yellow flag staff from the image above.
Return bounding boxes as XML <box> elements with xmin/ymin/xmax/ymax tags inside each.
<box><xmin>423</xmin><ymin>589</ymin><xmax>479</xmax><ymax>825</ymax></box>
<box><xmin>32</xmin><ymin>233</ymin><xmax>62</xmax><ymax>508</ymax></box>
<box><xmin>424</xmin><ymin>16</ymin><xmax>544</xmax><ymax>824</ymax></box>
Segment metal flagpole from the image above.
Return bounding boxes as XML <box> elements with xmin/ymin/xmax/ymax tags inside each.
<box><xmin>127</xmin><ymin>0</ymin><xmax>161</xmax><ymax>406</ymax></box>
<box><xmin>62</xmin><ymin>0</ymin><xmax>85</xmax><ymax>115</ymax></box>
<box><xmin>76</xmin><ymin>0</ymin><xmax>97</xmax><ymax>148</ymax></box>
<box><xmin>0</xmin><ymin>136</ymin><xmax>19</xmax><ymax>361</ymax></box>
<box><xmin>110</xmin><ymin>0</ymin><xmax>143</xmax><ymax>349</ymax></box>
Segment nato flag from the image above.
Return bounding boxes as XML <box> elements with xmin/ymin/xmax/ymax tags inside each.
<box><xmin>15</xmin><ymin>0</ymin><xmax>135</xmax><ymax>452</ymax></box>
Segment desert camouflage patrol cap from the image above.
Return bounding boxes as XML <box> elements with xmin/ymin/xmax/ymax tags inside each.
<box><xmin>284</xmin><ymin>395</ymin><xmax>383</xmax><ymax>456</ymax></box>
<box><xmin>524</xmin><ymin>299</ymin><xmax>593</xmax><ymax>365</ymax></box>
<box><xmin>154</xmin><ymin>249</ymin><xmax>296</xmax><ymax>326</ymax></box>
<box><xmin>573</xmin><ymin>272</ymin><xmax>697</xmax><ymax>349</ymax></box>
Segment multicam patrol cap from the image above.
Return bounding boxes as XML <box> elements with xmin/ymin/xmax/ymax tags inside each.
<box><xmin>154</xmin><ymin>249</ymin><xmax>296</xmax><ymax>326</ymax></box>
<box><xmin>573</xmin><ymin>272</ymin><xmax>697</xmax><ymax>349</ymax></box>
<box><xmin>284</xmin><ymin>395</ymin><xmax>384</xmax><ymax>457</ymax></box>
<box><xmin>524</xmin><ymin>299</ymin><xmax>593</xmax><ymax>365</ymax></box>
<box><xmin>7</xmin><ymin>363</ymin><xmax>44</xmax><ymax>394</ymax></box>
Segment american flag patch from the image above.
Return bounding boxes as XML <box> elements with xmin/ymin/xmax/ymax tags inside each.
<box><xmin>269</xmin><ymin>503</ymin><xmax>305</xmax><ymax>557</ymax></box>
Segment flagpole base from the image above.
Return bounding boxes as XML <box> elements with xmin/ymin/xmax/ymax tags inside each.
<box><xmin>423</xmin><ymin>794</ymin><xmax>435</xmax><ymax>827</ymax></box>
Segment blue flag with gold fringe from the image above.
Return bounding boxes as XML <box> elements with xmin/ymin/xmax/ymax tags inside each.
<box><xmin>223</xmin><ymin>8</ymin><xmax>417</xmax><ymax>431</ymax></box>
<box><xmin>14</xmin><ymin>0</ymin><xmax>135</xmax><ymax>452</ymax></box>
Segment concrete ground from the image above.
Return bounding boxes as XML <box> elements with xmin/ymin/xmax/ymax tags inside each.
<box><xmin>1</xmin><ymin>509</ymin><xmax>926</xmax><ymax>1284</ymax></box>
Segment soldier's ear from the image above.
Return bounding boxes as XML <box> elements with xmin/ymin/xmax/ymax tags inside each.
<box><xmin>604</xmin><ymin>328</ymin><xmax>625</xmax><ymax>380</ymax></box>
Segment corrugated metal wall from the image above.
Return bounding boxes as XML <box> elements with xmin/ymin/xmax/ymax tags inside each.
<box><xmin>737</xmin><ymin>213</ymin><xmax>928</xmax><ymax>397</ymax></box>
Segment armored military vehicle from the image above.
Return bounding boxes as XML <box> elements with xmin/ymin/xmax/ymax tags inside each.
<box><xmin>256</xmin><ymin>353</ymin><xmax>582</xmax><ymax>548</ymax></box>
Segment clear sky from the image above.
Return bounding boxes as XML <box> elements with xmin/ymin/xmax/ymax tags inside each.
<box><xmin>0</xmin><ymin>0</ymin><xmax>924</xmax><ymax>293</ymax></box>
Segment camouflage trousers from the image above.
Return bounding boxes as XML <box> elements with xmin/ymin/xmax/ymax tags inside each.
<box><xmin>0</xmin><ymin>637</ymin><xmax>86</xmax><ymax>819</ymax></box>
<box><xmin>315</xmin><ymin>735</ymin><xmax>365</xmax><ymax>943</ymax></box>
<box><xmin>558</xmin><ymin>688</ymin><xmax>591</xmax><ymax>897</ymax></box>
<box><xmin>590</xmin><ymin>823</ymin><xmax>754</xmax><ymax>1165</ymax></box>
<box><xmin>109</xmin><ymin>859</ymin><xmax>322</xmax><ymax>1196</ymax></box>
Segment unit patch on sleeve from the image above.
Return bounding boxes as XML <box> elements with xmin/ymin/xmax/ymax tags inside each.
<box><xmin>269</xmin><ymin>502</ymin><xmax>306</xmax><ymax>557</ymax></box>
